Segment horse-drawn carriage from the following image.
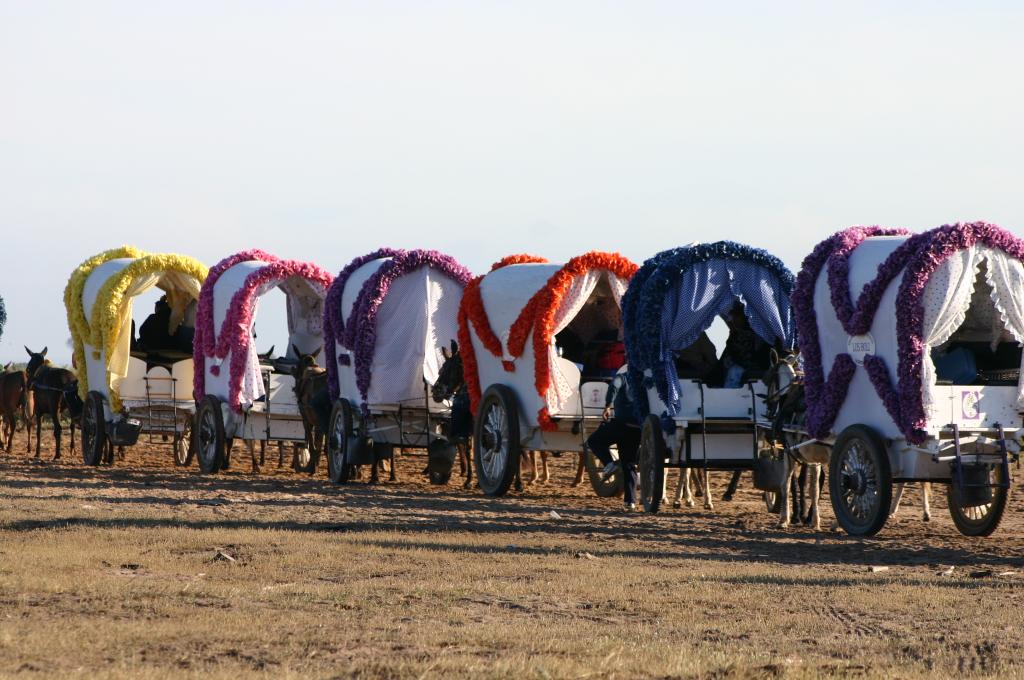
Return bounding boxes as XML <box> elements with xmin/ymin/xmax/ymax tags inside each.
<box><xmin>786</xmin><ymin>222</ymin><xmax>1024</xmax><ymax>536</ymax></box>
<box><xmin>458</xmin><ymin>252</ymin><xmax>638</xmax><ymax>496</ymax></box>
<box><xmin>65</xmin><ymin>247</ymin><xmax>208</xmax><ymax>465</ymax></box>
<box><xmin>625</xmin><ymin>242</ymin><xmax>797</xmax><ymax>512</ymax></box>
<box><xmin>192</xmin><ymin>250</ymin><xmax>334</xmax><ymax>473</ymax></box>
<box><xmin>322</xmin><ymin>248</ymin><xmax>472</xmax><ymax>484</ymax></box>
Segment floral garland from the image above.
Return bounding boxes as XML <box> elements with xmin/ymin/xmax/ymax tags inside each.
<box><xmin>895</xmin><ymin>222</ymin><xmax>1024</xmax><ymax>442</ymax></box>
<box><xmin>64</xmin><ymin>246</ymin><xmax>147</xmax><ymax>396</ymax></box>
<box><xmin>323</xmin><ymin>248</ymin><xmax>406</xmax><ymax>398</ymax></box>
<box><xmin>0</xmin><ymin>294</ymin><xmax>6</xmax><ymax>343</ymax></box>
<box><xmin>193</xmin><ymin>251</ymin><xmax>334</xmax><ymax>413</ymax></box>
<box><xmin>457</xmin><ymin>254</ymin><xmax>550</xmax><ymax>410</ymax></box>
<box><xmin>791</xmin><ymin>227</ymin><xmax>913</xmax><ymax>438</ymax></box>
<box><xmin>324</xmin><ymin>249</ymin><xmax>471</xmax><ymax>412</ymax></box>
<box><xmin>458</xmin><ymin>252</ymin><xmax>638</xmax><ymax>431</ymax></box>
<box><xmin>624</xmin><ymin>242</ymin><xmax>795</xmax><ymax>424</ymax></box>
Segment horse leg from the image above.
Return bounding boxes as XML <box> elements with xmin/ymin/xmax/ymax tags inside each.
<box><xmin>702</xmin><ymin>470</ymin><xmax>714</xmax><ymax>510</ymax></box>
<box><xmin>722</xmin><ymin>470</ymin><xmax>741</xmax><ymax>501</ymax></box>
<box><xmin>52</xmin><ymin>415</ymin><xmax>62</xmax><ymax>460</ymax></box>
<box><xmin>246</xmin><ymin>440</ymin><xmax>260</xmax><ymax>473</ymax></box>
<box><xmin>389</xmin><ymin>447</ymin><xmax>397</xmax><ymax>481</ymax></box>
<box><xmin>259</xmin><ymin>440</ymin><xmax>266</xmax><ymax>467</ymax></box>
<box><xmin>277</xmin><ymin>441</ymin><xmax>285</xmax><ymax>468</ymax></box>
<box><xmin>570</xmin><ymin>450</ymin><xmax>585</xmax><ymax>487</ymax></box>
<box><xmin>460</xmin><ymin>442</ymin><xmax>473</xmax><ymax>489</ymax></box>
<box><xmin>69</xmin><ymin>417</ymin><xmax>75</xmax><ymax>453</ymax></box>
<box><xmin>514</xmin><ymin>452</ymin><xmax>524</xmax><ymax>492</ymax></box>
<box><xmin>540</xmin><ymin>452</ymin><xmax>550</xmax><ymax>483</ymax></box>
<box><xmin>921</xmin><ymin>482</ymin><xmax>932</xmax><ymax>522</ymax></box>
<box><xmin>810</xmin><ymin>464</ymin><xmax>823</xmax><ymax>530</ymax></box>
<box><xmin>889</xmin><ymin>483</ymin><xmax>906</xmax><ymax>518</ymax></box>
<box><xmin>34</xmin><ymin>413</ymin><xmax>42</xmax><ymax>458</ymax></box>
<box><xmin>672</xmin><ymin>469</ymin><xmax>686</xmax><ymax>508</ymax></box>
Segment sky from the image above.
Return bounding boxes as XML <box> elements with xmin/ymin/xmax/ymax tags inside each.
<box><xmin>2</xmin><ymin>1</ymin><xmax>1023</xmax><ymax>363</ymax></box>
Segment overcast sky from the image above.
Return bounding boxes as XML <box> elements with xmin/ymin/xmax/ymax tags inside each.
<box><xmin>2</xmin><ymin>1</ymin><xmax>1023</xmax><ymax>363</ymax></box>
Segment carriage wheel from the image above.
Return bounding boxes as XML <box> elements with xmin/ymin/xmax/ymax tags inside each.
<box><xmin>196</xmin><ymin>395</ymin><xmax>227</xmax><ymax>474</ymax></box>
<box><xmin>639</xmin><ymin>415</ymin><xmax>667</xmax><ymax>513</ymax></box>
<box><xmin>327</xmin><ymin>399</ymin><xmax>356</xmax><ymax>484</ymax></box>
<box><xmin>81</xmin><ymin>391</ymin><xmax>106</xmax><ymax>466</ymax></box>
<box><xmin>473</xmin><ymin>385</ymin><xmax>521</xmax><ymax>497</ymax></box>
<box><xmin>173</xmin><ymin>416</ymin><xmax>194</xmax><ymax>466</ymax></box>
<box><xmin>829</xmin><ymin>425</ymin><xmax>892</xmax><ymax>537</ymax></box>
<box><xmin>947</xmin><ymin>465</ymin><xmax>1009</xmax><ymax>537</ymax></box>
<box><xmin>585</xmin><ymin>448</ymin><xmax>624</xmax><ymax>498</ymax></box>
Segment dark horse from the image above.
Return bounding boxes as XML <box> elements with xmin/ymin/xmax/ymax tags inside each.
<box><xmin>432</xmin><ymin>340</ymin><xmax>474</xmax><ymax>487</ymax></box>
<box><xmin>0</xmin><ymin>364</ymin><xmax>31</xmax><ymax>453</ymax></box>
<box><xmin>25</xmin><ymin>347</ymin><xmax>83</xmax><ymax>459</ymax></box>
<box><xmin>291</xmin><ymin>344</ymin><xmax>328</xmax><ymax>475</ymax></box>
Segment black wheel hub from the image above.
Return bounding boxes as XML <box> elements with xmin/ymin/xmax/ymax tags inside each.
<box><xmin>842</xmin><ymin>470</ymin><xmax>868</xmax><ymax>496</ymax></box>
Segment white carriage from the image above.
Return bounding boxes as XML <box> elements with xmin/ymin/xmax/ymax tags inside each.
<box><xmin>624</xmin><ymin>243</ymin><xmax>797</xmax><ymax>512</ymax></box>
<box><xmin>322</xmin><ymin>248</ymin><xmax>472</xmax><ymax>484</ymax></box>
<box><xmin>459</xmin><ymin>252</ymin><xmax>638</xmax><ymax>496</ymax></box>
<box><xmin>191</xmin><ymin>250</ymin><xmax>334</xmax><ymax>473</ymax></box>
<box><xmin>65</xmin><ymin>247</ymin><xmax>208</xmax><ymax>465</ymax></box>
<box><xmin>790</xmin><ymin>222</ymin><xmax>1024</xmax><ymax>536</ymax></box>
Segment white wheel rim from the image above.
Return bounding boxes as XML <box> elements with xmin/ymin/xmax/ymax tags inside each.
<box><xmin>198</xmin><ymin>407</ymin><xmax>217</xmax><ymax>466</ymax></box>
<box><xmin>839</xmin><ymin>438</ymin><xmax>880</xmax><ymax>523</ymax></box>
<box><xmin>331</xmin><ymin>410</ymin><xmax>347</xmax><ymax>472</ymax></box>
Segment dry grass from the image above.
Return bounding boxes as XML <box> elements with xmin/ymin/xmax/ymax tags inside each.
<box><xmin>2</xmin><ymin>440</ymin><xmax>1024</xmax><ymax>678</ymax></box>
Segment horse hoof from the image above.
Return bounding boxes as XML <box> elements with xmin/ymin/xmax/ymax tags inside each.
<box><xmin>672</xmin><ymin>501</ymin><xmax>682</xmax><ymax>509</ymax></box>
<box><xmin>923</xmin><ymin>514</ymin><xmax>931</xmax><ymax>522</ymax></box>
<box><xmin>722</xmin><ymin>493</ymin><xmax>734</xmax><ymax>502</ymax></box>
<box><xmin>685</xmin><ymin>500</ymin><xmax>695</xmax><ymax>508</ymax></box>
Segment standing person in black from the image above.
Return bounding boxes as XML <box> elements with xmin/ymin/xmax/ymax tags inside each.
<box><xmin>585</xmin><ymin>370</ymin><xmax>641</xmax><ymax>510</ymax></box>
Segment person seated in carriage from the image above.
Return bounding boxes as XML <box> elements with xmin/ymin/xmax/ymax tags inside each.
<box><xmin>720</xmin><ymin>302</ymin><xmax>773</xmax><ymax>387</ymax></box>
<box><xmin>673</xmin><ymin>330</ymin><xmax>718</xmax><ymax>383</ymax></box>
<box><xmin>135</xmin><ymin>296</ymin><xmax>196</xmax><ymax>356</ymax></box>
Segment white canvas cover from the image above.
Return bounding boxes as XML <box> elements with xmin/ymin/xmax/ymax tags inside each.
<box><xmin>335</xmin><ymin>258</ymin><xmax>465</xmax><ymax>407</ymax></box>
<box><xmin>81</xmin><ymin>258</ymin><xmax>201</xmax><ymax>401</ymax></box>
<box><xmin>814</xmin><ymin>236</ymin><xmax>1024</xmax><ymax>438</ymax></box>
<box><xmin>470</xmin><ymin>263</ymin><xmax>629</xmax><ymax>426</ymax></box>
<box><xmin>203</xmin><ymin>260</ymin><xmax>327</xmax><ymax>409</ymax></box>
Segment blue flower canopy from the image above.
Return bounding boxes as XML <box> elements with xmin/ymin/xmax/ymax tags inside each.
<box><xmin>623</xmin><ymin>241</ymin><xmax>796</xmax><ymax>421</ymax></box>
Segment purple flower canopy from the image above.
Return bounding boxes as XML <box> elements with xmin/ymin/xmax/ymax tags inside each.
<box><xmin>793</xmin><ymin>221</ymin><xmax>1024</xmax><ymax>444</ymax></box>
<box><xmin>194</xmin><ymin>250</ymin><xmax>334</xmax><ymax>413</ymax></box>
<box><xmin>322</xmin><ymin>249</ymin><xmax>472</xmax><ymax>410</ymax></box>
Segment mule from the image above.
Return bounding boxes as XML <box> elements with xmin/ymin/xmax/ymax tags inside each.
<box><xmin>433</xmin><ymin>341</ymin><xmax>475</xmax><ymax>487</ymax></box>
<box><xmin>25</xmin><ymin>347</ymin><xmax>82</xmax><ymax>460</ymax></box>
<box><xmin>0</xmin><ymin>364</ymin><xmax>31</xmax><ymax>453</ymax></box>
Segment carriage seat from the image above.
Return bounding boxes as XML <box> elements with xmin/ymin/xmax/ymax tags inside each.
<box><xmin>120</xmin><ymin>356</ymin><xmax>194</xmax><ymax>402</ymax></box>
<box><xmin>552</xmin><ymin>357</ymin><xmax>582</xmax><ymax>416</ymax></box>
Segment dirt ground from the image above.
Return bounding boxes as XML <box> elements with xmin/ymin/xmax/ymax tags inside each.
<box><xmin>3</xmin><ymin>430</ymin><xmax>1024</xmax><ymax>679</ymax></box>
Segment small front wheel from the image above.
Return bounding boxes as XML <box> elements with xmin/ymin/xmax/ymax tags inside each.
<box><xmin>586</xmin><ymin>448</ymin><xmax>624</xmax><ymax>498</ymax></box>
<box><xmin>947</xmin><ymin>465</ymin><xmax>1009</xmax><ymax>537</ymax></box>
<box><xmin>829</xmin><ymin>425</ymin><xmax>891</xmax><ymax>536</ymax></box>
<box><xmin>195</xmin><ymin>396</ymin><xmax>227</xmax><ymax>474</ymax></box>
<box><xmin>638</xmin><ymin>415</ymin><xmax>667</xmax><ymax>513</ymax></box>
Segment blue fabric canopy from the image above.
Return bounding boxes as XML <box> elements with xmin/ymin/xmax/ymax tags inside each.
<box><xmin>623</xmin><ymin>242</ymin><xmax>795</xmax><ymax>425</ymax></box>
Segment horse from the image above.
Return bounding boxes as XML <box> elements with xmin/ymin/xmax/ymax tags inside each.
<box><xmin>25</xmin><ymin>347</ymin><xmax>82</xmax><ymax>460</ymax></box>
<box><xmin>432</xmin><ymin>340</ymin><xmax>474</xmax><ymax>487</ymax></box>
<box><xmin>291</xmin><ymin>344</ymin><xmax>328</xmax><ymax>475</ymax></box>
<box><xmin>0</xmin><ymin>364</ymin><xmax>31</xmax><ymax>453</ymax></box>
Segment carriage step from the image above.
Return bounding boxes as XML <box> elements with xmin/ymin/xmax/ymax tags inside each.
<box><xmin>946</xmin><ymin>424</ymin><xmax>1012</xmax><ymax>499</ymax></box>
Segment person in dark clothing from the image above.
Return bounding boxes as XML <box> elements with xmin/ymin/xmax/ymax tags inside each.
<box><xmin>721</xmin><ymin>302</ymin><xmax>772</xmax><ymax>387</ymax></box>
<box><xmin>674</xmin><ymin>330</ymin><xmax>718</xmax><ymax>382</ymax></box>
<box><xmin>137</xmin><ymin>298</ymin><xmax>177</xmax><ymax>352</ymax></box>
<box><xmin>585</xmin><ymin>370</ymin><xmax>642</xmax><ymax>510</ymax></box>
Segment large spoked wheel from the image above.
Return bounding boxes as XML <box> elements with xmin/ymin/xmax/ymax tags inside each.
<box><xmin>196</xmin><ymin>395</ymin><xmax>227</xmax><ymax>474</ymax></box>
<box><xmin>585</xmin><ymin>447</ymin><xmax>624</xmax><ymax>498</ymax></box>
<box><xmin>829</xmin><ymin>425</ymin><xmax>892</xmax><ymax>537</ymax></box>
<box><xmin>81</xmin><ymin>391</ymin><xmax>106</xmax><ymax>466</ymax></box>
<box><xmin>473</xmin><ymin>385</ymin><xmax>521</xmax><ymax>497</ymax></box>
<box><xmin>327</xmin><ymin>399</ymin><xmax>357</xmax><ymax>484</ymax></box>
<box><xmin>173</xmin><ymin>416</ymin><xmax>194</xmax><ymax>466</ymax></box>
<box><xmin>947</xmin><ymin>465</ymin><xmax>1009</xmax><ymax>537</ymax></box>
<box><xmin>639</xmin><ymin>415</ymin><xmax>667</xmax><ymax>513</ymax></box>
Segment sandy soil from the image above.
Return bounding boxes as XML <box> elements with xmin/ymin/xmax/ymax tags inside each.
<box><xmin>2</xmin><ymin>430</ymin><xmax>1024</xmax><ymax>678</ymax></box>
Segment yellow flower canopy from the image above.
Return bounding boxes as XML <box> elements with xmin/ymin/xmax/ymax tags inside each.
<box><xmin>64</xmin><ymin>247</ymin><xmax>209</xmax><ymax>408</ymax></box>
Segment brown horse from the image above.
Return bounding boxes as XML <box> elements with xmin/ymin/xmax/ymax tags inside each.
<box><xmin>25</xmin><ymin>347</ymin><xmax>82</xmax><ymax>460</ymax></box>
<box><xmin>0</xmin><ymin>365</ymin><xmax>31</xmax><ymax>453</ymax></box>
<box><xmin>291</xmin><ymin>344</ymin><xmax>327</xmax><ymax>474</ymax></box>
